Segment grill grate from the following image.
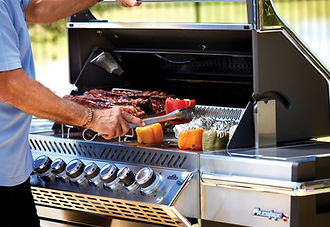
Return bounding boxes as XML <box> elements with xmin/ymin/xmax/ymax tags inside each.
<box><xmin>29</xmin><ymin>135</ymin><xmax>196</xmax><ymax>170</ymax></box>
<box><xmin>31</xmin><ymin>187</ymin><xmax>181</xmax><ymax>226</ymax></box>
<box><xmin>158</xmin><ymin>54</ymin><xmax>253</xmax><ymax>75</ymax></box>
<box><xmin>194</xmin><ymin>105</ymin><xmax>243</xmax><ymax>122</ymax></box>
<box><xmin>29</xmin><ymin>105</ymin><xmax>238</xmax><ymax>170</ymax></box>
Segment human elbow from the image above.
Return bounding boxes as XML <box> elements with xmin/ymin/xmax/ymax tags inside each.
<box><xmin>25</xmin><ymin>2</ymin><xmax>55</xmax><ymax>24</ymax></box>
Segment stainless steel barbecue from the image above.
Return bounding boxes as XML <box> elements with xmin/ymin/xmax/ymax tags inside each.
<box><xmin>29</xmin><ymin>0</ymin><xmax>330</xmax><ymax>226</ymax></box>
<box><xmin>30</xmin><ymin>105</ymin><xmax>242</xmax><ymax>226</ymax></box>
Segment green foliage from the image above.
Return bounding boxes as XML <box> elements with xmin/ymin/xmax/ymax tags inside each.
<box><xmin>29</xmin><ymin>1</ymin><xmax>330</xmax><ymax>68</ymax></box>
<box><xmin>28</xmin><ymin>2</ymin><xmax>246</xmax><ymax>45</ymax></box>
<box><xmin>28</xmin><ymin>19</ymin><xmax>66</xmax><ymax>44</ymax></box>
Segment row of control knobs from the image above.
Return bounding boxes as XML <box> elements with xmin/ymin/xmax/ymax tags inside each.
<box><xmin>33</xmin><ymin>155</ymin><xmax>161</xmax><ymax>195</ymax></box>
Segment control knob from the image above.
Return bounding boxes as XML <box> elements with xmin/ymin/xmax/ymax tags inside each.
<box><xmin>136</xmin><ymin>167</ymin><xmax>162</xmax><ymax>195</ymax></box>
<box><xmin>84</xmin><ymin>162</ymin><xmax>101</xmax><ymax>185</ymax></box>
<box><xmin>51</xmin><ymin>158</ymin><xmax>67</xmax><ymax>179</ymax></box>
<box><xmin>65</xmin><ymin>159</ymin><xmax>86</xmax><ymax>184</ymax></box>
<box><xmin>33</xmin><ymin>155</ymin><xmax>53</xmax><ymax>178</ymax></box>
<box><xmin>117</xmin><ymin>167</ymin><xmax>139</xmax><ymax>192</ymax></box>
<box><xmin>99</xmin><ymin>164</ymin><xmax>121</xmax><ymax>191</ymax></box>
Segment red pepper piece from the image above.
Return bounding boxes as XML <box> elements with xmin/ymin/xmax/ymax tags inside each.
<box><xmin>165</xmin><ymin>98</ymin><xmax>196</xmax><ymax>125</ymax></box>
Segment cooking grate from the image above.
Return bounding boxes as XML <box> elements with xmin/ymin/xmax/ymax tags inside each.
<box><xmin>29</xmin><ymin>135</ymin><xmax>197</xmax><ymax>170</ymax></box>
<box><xmin>194</xmin><ymin>105</ymin><xmax>243</xmax><ymax>122</ymax></box>
<box><xmin>29</xmin><ymin>105</ymin><xmax>240</xmax><ymax>170</ymax></box>
<box><xmin>31</xmin><ymin>186</ymin><xmax>182</xmax><ymax>226</ymax></box>
<box><xmin>157</xmin><ymin>54</ymin><xmax>253</xmax><ymax>75</ymax></box>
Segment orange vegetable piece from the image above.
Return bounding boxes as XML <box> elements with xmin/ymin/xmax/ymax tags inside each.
<box><xmin>136</xmin><ymin>123</ymin><xmax>164</xmax><ymax>144</ymax></box>
<box><xmin>177</xmin><ymin>128</ymin><xmax>204</xmax><ymax>150</ymax></box>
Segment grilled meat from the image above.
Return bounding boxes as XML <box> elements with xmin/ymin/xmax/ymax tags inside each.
<box><xmin>64</xmin><ymin>94</ymin><xmax>146</xmax><ymax>117</ymax></box>
<box><xmin>85</xmin><ymin>89</ymin><xmax>170</xmax><ymax>99</ymax></box>
<box><xmin>64</xmin><ymin>89</ymin><xmax>175</xmax><ymax>117</ymax></box>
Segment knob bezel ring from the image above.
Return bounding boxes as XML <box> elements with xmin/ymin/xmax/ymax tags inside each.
<box><xmin>84</xmin><ymin>162</ymin><xmax>100</xmax><ymax>179</ymax></box>
<box><xmin>51</xmin><ymin>158</ymin><xmax>66</xmax><ymax>175</ymax></box>
<box><xmin>33</xmin><ymin>155</ymin><xmax>52</xmax><ymax>175</ymax></box>
<box><xmin>66</xmin><ymin>159</ymin><xmax>86</xmax><ymax>179</ymax></box>
<box><xmin>100</xmin><ymin>163</ymin><xmax>119</xmax><ymax>184</ymax></box>
<box><xmin>117</xmin><ymin>167</ymin><xmax>136</xmax><ymax>187</ymax></box>
<box><xmin>141</xmin><ymin>173</ymin><xmax>162</xmax><ymax>195</ymax></box>
<box><xmin>135</xmin><ymin>167</ymin><xmax>156</xmax><ymax>189</ymax></box>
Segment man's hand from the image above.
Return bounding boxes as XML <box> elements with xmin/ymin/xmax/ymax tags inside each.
<box><xmin>117</xmin><ymin>0</ymin><xmax>141</xmax><ymax>7</ymax></box>
<box><xmin>89</xmin><ymin>106</ymin><xmax>144</xmax><ymax>139</ymax></box>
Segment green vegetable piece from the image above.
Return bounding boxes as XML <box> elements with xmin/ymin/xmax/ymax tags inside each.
<box><xmin>202</xmin><ymin>130</ymin><xmax>229</xmax><ymax>151</ymax></box>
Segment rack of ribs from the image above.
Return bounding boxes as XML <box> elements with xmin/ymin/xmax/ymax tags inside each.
<box><xmin>64</xmin><ymin>89</ymin><xmax>175</xmax><ymax>118</ymax></box>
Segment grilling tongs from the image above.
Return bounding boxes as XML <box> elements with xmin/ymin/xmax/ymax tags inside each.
<box><xmin>82</xmin><ymin>107</ymin><xmax>194</xmax><ymax>141</ymax></box>
<box><xmin>128</xmin><ymin>107</ymin><xmax>195</xmax><ymax>128</ymax></box>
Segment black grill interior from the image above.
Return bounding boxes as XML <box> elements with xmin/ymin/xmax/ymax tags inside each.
<box><xmin>68</xmin><ymin>27</ymin><xmax>253</xmax><ymax>108</ymax></box>
<box><xmin>72</xmin><ymin>51</ymin><xmax>253</xmax><ymax>108</ymax></box>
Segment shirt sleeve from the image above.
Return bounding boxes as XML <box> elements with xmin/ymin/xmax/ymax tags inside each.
<box><xmin>21</xmin><ymin>0</ymin><xmax>29</xmax><ymax>9</ymax></box>
<box><xmin>0</xmin><ymin>1</ymin><xmax>22</xmax><ymax>72</ymax></box>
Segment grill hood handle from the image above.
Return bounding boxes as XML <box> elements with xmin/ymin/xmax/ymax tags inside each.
<box><xmin>227</xmin><ymin>91</ymin><xmax>291</xmax><ymax>149</ymax></box>
<box><xmin>252</xmin><ymin>91</ymin><xmax>291</xmax><ymax>148</ymax></box>
<box><xmin>252</xmin><ymin>90</ymin><xmax>291</xmax><ymax>110</ymax></box>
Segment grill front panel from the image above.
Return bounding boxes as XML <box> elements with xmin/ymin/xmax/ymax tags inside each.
<box><xmin>31</xmin><ymin>187</ymin><xmax>182</xmax><ymax>226</ymax></box>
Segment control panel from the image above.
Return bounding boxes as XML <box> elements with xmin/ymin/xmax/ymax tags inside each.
<box><xmin>31</xmin><ymin>153</ymin><xmax>190</xmax><ymax>205</ymax></box>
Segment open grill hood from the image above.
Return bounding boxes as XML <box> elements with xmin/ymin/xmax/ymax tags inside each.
<box><xmin>67</xmin><ymin>4</ymin><xmax>330</xmax><ymax>145</ymax></box>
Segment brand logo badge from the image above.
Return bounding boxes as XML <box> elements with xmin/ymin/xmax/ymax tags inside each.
<box><xmin>252</xmin><ymin>208</ymin><xmax>289</xmax><ymax>222</ymax></box>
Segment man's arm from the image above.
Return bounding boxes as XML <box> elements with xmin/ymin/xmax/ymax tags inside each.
<box><xmin>0</xmin><ymin>69</ymin><xmax>143</xmax><ymax>139</ymax></box>
<box><xmin>25</xmin><ymin>0</ymin><xmax>140</xmax><ymax>24</ymax></box>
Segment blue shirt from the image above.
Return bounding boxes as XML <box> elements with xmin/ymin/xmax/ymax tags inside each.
<box><xmin>0</xmin><ymin>0</ymin><xmax>35</xmax><ymax>186</ymax></box>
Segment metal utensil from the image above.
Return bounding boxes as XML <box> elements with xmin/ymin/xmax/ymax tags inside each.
<box><xmin>90</xmin><ymin>51</ymin><xmax>124</xmax><ymax>76</ymax></box>
<box><xmin>128</xmin><ymin>107</ymin><xmax>195</xmax><ymax>128</ymax></box>
<box><xmin>82</xmin><ymin>107</ymin><xmax>194</xmax><ymax>141</ymax></box>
